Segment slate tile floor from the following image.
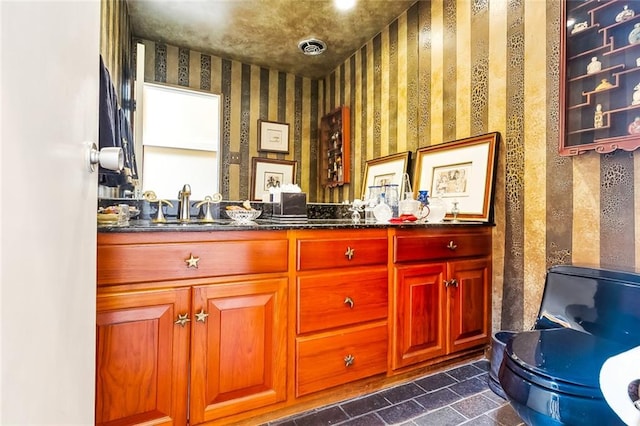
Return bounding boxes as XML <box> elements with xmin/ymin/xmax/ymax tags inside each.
<box><xmin>266</xmin><ymin>359</ymin><xmax>525</xmax><ymax>426</ymax></box>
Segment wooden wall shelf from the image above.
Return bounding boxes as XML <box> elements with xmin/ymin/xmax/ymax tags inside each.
<box><xmin>319</xmin><ymin>106</ymin><xmax>350</xmax><ymax>188</ymax></box>
<box><xmin>560</xmin><ymin>0</ymin><xmax>640</xmax><ymax>155</ymax></box>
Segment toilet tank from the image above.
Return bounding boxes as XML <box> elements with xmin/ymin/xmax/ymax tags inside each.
<box><xmin>534</xmin><ymin>265</ymin><xmax>640</xmax><ymax>346</ymax></box>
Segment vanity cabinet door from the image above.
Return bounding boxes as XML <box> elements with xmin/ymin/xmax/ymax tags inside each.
<box><xmin>447</xmin><ymin>257</ymin><xmax>491</xmax><ymax>353</ymax></box>
<box><xmin>392</xmin><ymin>263</ymin><xmax>447</xmax><ymax>370</ymax></box>
<box><xmin>95</xmin><ymin>287</ymin><xmax>190</xmax><ymax>426</ymax></box>
<box><xmin>189</xmin><ymin>277</ymin><xmax>287</xmax><ymax>424</ymax></box>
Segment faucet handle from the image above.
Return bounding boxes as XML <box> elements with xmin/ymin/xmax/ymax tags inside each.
<box><xmin>143</xmin><ymin>190</ymin><xmax>158</xmax><ymax>202</ymax></box>
<box><xmin>194</xmin><ymin>194</ymin><xmax>222</xmax><ymax>208</ymax></box>
<box><xmin>195</xmin><ymin>194</ymin><xmax>222</xmax><ymax>222</ymax></box>
<box><xmin>153</xmin><ymin>199</ymin><xmax>173</xmax><ymax>223</ymax></box>
<box><xmin>153</xmin><ymin>200</ymin><xmax>173</xmax><ymax>222</ymax></box>
<box><xmin>143</xmin><ymin>191</ymin><xmax>174</xmax><ymax>223</ymax></box>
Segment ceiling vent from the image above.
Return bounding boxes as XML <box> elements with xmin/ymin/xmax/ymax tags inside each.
<box><xmin>298</xmin><ymin>38</ymin><xmax>327</xmax><ymax>56</ymax></box>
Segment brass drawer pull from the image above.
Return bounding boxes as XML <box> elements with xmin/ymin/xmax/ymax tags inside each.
<box><xmin>344</xmin><ymin>296</ymin><xmax>354</xmax><ymax>309</ymax></box>
<box><xmin>446</xmin><ymin>241</ymin><xmax>457</xmax><ymax>250</ymax></box>
<box><xmin>344</xmin><ymin>354</ymin><xmax>355</xmax><ymax>367</ymax></box>
<box><xmin>185</xmin><ymin>253</ymin><xmax>200</xmax><ymax>268</ymax></box>
<box><xmin>195</xmin><ymin>308</ymin><xmax>209</xmax><ymax>323</ymax></box>
<box><xmin>175</xmin><ymin>313</ymin><xmax>190</xmax><ymax>327</ymax></box>
<box><xmin>344</xmin><ymin>246</ymin><xmax>355</xmax><ymax>260</ymax></box>
<box><xmin>444</xmin><ymin>279</ymin><xmax>459</xmax><ymax>288</ymax></box>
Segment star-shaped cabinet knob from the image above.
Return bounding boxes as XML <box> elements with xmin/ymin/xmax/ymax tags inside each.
<box><xmin>174</xmin><ymin>313</ymin><xmax>190</xmax><ymax>327</ymax></box>
<box><xmin>185</xmin><ymin>254</ymin><xmax>200</xmax><ymax>268</ymax></box>
<box><xmin>195</xmin><ymin>308</ymin><xmax>209</xmax><ymax>323</ymax></box>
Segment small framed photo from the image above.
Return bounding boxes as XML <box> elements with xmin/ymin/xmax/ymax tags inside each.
<box><xmin>414</xmin><ymin>132</ymin><xmax>499</xmax><ymax>222</ymax></box>
<box><xmin>361</xmin><ymin>151</ymin><xmax>411</xmax><ymax>199</ymax></box>
<box><xmin>258</xmin><ymin>120</ymin><xmax>289</xmax><ymax>153</ymax></box>
<box><xmin>251</xmin><ymin>157</ymin><xmax>297</xmax><ymax>200</ymax></box>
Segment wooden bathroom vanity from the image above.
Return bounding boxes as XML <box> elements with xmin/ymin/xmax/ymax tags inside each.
<box><xmin>96</xmin><ymin>223</ymin><xmax>492</xmax><ymax>425</ymax></box>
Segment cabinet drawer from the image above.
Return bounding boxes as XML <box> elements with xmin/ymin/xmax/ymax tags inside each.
<box><xmin>98</xmin><ymin>239</ymin><xmax>288</xmax><ymax>285</ymax></box>
<box><xmin>394</xmin><ymin>232</ymin><xmax>491</xmax><ymax>263</ymax></box>
<box><xmin>296</xmin><ymin>233</ymin><xmax>388</xmax><ymax>271</ymax></box>
<box><xmin>297</xmin><ymin>267</ymin><xmax>388</xmax><ymax>334</ymax></box>
<box><xmin>296</xmin><ymin>323</ymin><xmax>387</xmax><ymax>397</ymax></box>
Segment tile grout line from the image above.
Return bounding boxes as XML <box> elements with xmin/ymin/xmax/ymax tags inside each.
<box><xmin>268</xmin><ymin>359</ymin><xmax>522</xmax><ymax>426</ymax></box>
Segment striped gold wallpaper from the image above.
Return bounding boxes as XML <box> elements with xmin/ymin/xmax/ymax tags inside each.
<box><xmin>105</xmin><ymin>0</ymin><xmax>639</xmax><ymax>332</ymax></box>
<box><xmin>325</xmin><ymin>0</ymin><xmax>639</xmax><ymax>331</ymax></box>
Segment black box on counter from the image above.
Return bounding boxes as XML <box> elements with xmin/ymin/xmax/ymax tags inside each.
<box><xmin>272</xmin><ymin>192</ymin><xmax>307</xmax><ymax>221</ymax></box>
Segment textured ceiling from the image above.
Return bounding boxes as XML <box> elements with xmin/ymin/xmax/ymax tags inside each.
<box><xmin>127</xmin><ymin>0</ymin><xmax>417</xmax><ymax>79</ymax></box>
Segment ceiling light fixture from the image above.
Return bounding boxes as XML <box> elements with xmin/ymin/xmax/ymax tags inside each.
<box><xmin>334</xmin><ymin>0</ymin><xmax>356</xmax><ymax>11</ymax></box>
<box><xmin>298</xmin><ymin>38</ymin><xmax>327</xmax><ymax>56</ymax></box>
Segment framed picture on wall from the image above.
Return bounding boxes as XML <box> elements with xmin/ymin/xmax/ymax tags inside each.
<box><xmin>360</xmin><ymin>151</ymin><xmax>411</xmax><ymax>199</ymax></box>
<box><xmin>251</xmin><ymin>157</ymin><xmax>297</xmax><ymax>200</ymax></box>
<box><xmin>414</xmin><ymin>132</ymin><xmax>499</xmax><ymax>223</ymax></box>
<box><xmin>258</xmin><ymin>120</ymin><xmax>290</xmax><ymax>153</ymax></box>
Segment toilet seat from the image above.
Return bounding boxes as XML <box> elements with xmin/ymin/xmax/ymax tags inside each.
<box><xmin>504</xmin><ymin>328</ymin><xmax>631</xmax><ymax>398</ymax></box>
<box><xmin>500</xmin><ymin>328</ymin><xmax>631</xmax><ymax>425</ymax></box>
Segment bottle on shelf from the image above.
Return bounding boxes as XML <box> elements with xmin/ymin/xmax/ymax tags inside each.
<box><xmin>594</xmin><ymin>104</ymin><xmax>604</xmax><ymax>128</ymax></box>
<box><xmin>595</xmin><ymin>78</ymin><xmax>613</xmax><ymax>91</ymax></box>
<box><xmin>632</xmin><ymin>83</ymin><xmax>640</xmax><ymax>105</ymax></box>
<box><xmin>616</xmin><ymin>5</ymin><xmax>635</xmax><ymax>23</ymax></box>
<box><xmin>586</xmin><ymin>57</ymin><xmax>601</xmax><ymax>75</ymax></box>
<box><xmin>571</xmin><ymin>21</ymin><xmax>587</xmax><ymax>35</ymax></box>
<box><xmin>629</xmin><ymin>23</ymin><xmax>640</xmax><ymax>45</ymax></box>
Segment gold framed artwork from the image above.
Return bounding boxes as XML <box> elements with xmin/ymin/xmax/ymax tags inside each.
<box><xmin>414</xmin><ymin>133</ymin><xmax>499</xmax><ymax>223</ymax></box>
<box><xmin>360</xmin><ymin>151</ymin><xmax>411</xmax><ymax>199</ymax></box>
<box><xmin>258</xmin><ymin>120</ymin><xmax>289</xmax><ymax>153</ymax></box>
<box><xmin>251</xmin><ymin>157</ymin><xmax>296</xmax><ymax>201</ymax></box>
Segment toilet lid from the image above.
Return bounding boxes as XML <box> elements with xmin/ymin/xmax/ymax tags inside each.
<box><xmin>504</xmin><ymin>328</ymin><xmax>632</xmax><ymax>397</ymax></box>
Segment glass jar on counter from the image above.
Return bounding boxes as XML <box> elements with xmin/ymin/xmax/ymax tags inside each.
<box><xmin>365</xmin><ymin>185</ymin><xmax>382</xmax><ymax>223</ymax></box>
<box><xmin>383</xmin><ymin>184</ymin><xmax>399</xmax><ymax>218</ymax></box>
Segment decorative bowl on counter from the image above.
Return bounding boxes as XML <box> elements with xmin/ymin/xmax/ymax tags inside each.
<box><xmin>225</xmin><ymin>209</ymin><xmax>262</xmax><ymax>223</ymax></box>
<box><xmin>97</xmin><ymin>205</ymin><xmax>139</xmax><ymax>225</ymax></box>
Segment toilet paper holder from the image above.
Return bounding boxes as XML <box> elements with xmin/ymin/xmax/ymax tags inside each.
<box><xmin>87</xmin><ymin>142</ymin><xmax>124</xmax><ymax>172</ymax></box>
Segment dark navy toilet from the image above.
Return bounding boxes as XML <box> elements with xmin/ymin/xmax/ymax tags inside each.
<box><xmin>498</xmin><ymin>265</ymin><xmax>640</xmax><ymax>425</ymax></box>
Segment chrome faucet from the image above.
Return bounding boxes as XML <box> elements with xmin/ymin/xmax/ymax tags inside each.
<box><xmin>178</xmin><ymin>184</ymin><xmax>192</xmax><ymax>222</ymax></box>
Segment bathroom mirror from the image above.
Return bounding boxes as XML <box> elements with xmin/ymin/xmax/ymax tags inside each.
<box><xmin>101</xmin><ymin>1</ymin><xmax>415</xmax><ymax>199</ymax></box>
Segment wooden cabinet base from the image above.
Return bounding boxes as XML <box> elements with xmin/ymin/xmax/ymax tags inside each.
<box><xmin>96</xmin><ymin>226</ymin><xmax>492</xmax><ymax>425</ymax></box>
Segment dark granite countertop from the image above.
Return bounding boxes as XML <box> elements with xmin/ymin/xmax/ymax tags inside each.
<box><xmin>98</xmin><ymin>218</ymin><xmax>488</xmax><ymax>232</ymax></box>
<box><xmin>97</xmin><ymin>199</ymin><xmax>491</xmax><ymax>232</ymax></box>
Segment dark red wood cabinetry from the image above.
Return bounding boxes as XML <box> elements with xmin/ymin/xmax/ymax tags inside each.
<box><xmin>96</xmin><ymin>231</ymin><xmax>288</xmax><ymax>425</ymax></box>
<box><xmin>391</xmin><ymin>227</ymin><xmax>491</xmax><ymax>370</ymax></box>
<box><xmin>95</xmin><ymin>225</ymin><xmax>492</xmax><ymax>424</ymax></box>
